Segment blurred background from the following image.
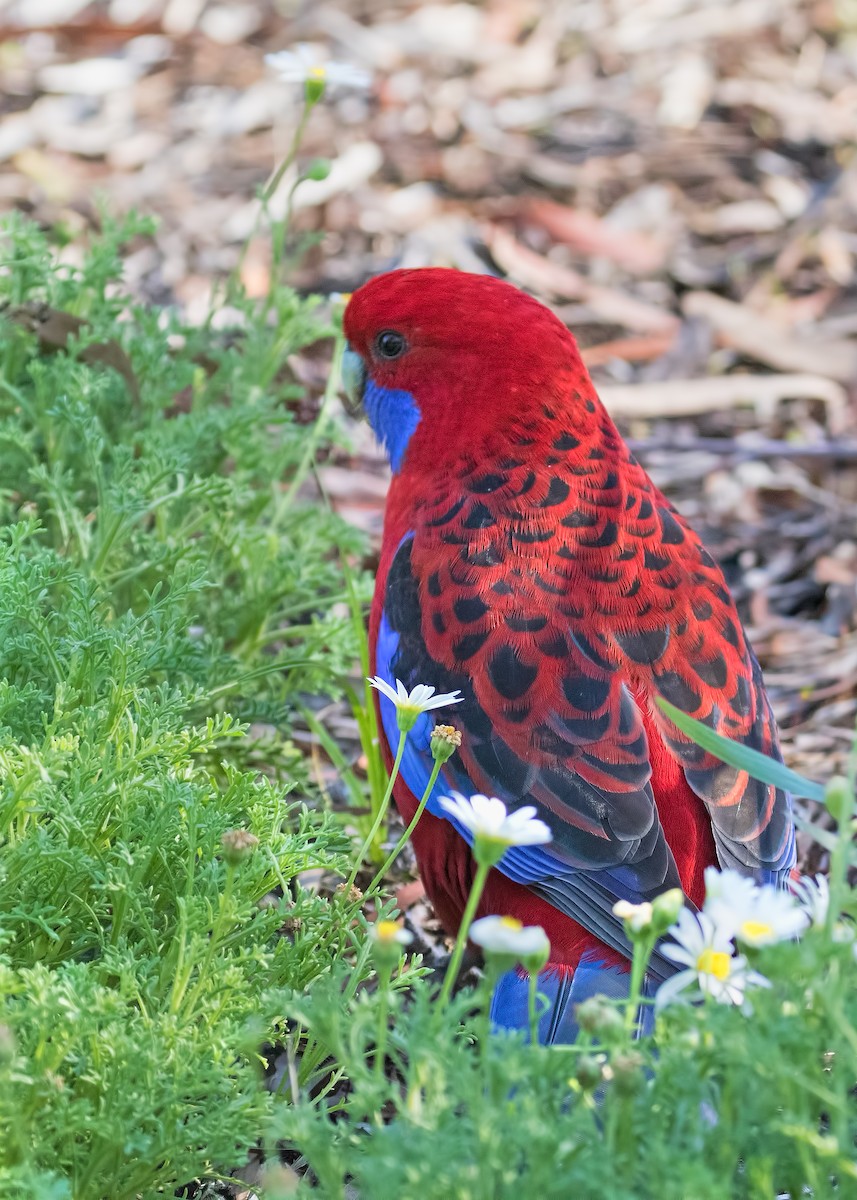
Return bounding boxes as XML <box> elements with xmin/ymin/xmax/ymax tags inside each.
<box><xmin>1</xmin><ymin>0</ymin><xmax>856</xmax><ymax>858</ymax></box>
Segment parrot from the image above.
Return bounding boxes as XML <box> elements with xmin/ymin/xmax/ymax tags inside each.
<box><xmin>341</xmin><ymin>268</ymin><xmax>795</xmax><ymax>1043</ymax></box>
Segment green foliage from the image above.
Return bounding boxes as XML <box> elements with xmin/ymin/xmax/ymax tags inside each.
<box><xmin>0</xmin><ymin>213</ymin><xmax>372</xmax><ymax>1197</ymax></box>
<box><xmin>0</xmin><ymin>210</ymin><xmax>365</xmax><ymax>696</ymax></box>
<box><xmin>273</xmin><ymin>811</ymin><xmax>857</xmax><ymax>1200</ymax></box>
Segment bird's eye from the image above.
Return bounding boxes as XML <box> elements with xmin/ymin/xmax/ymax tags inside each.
<box><xmin>374</xmin><ymin>330</ymin><xmax>408</xmax><ymax>360</ymax></box>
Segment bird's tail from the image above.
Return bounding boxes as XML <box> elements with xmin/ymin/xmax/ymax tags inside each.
<box><xmin>490</xmin><ymin>953</ymin><xmax>655</xmax><ymax>1045</ymax></box>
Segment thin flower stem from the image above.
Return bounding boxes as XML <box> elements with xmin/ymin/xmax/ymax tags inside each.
<box><xmin>346</xmin><ymin>727</ymin><xmax>408</xmax><ymax>889</ymax></box>
<box><xmin>479</xmin><ymin>961</ymin><xmax>502</xmax><ymax>1089</ymax></box>
<box><xmin>232</xmin><ymin>96</ymin><xmax>315</xmax><ymax>291</ymax></box>
<box><xmin>275</xmin><ymin>333</ymin><xmax>344</xmax><ymax>515</ymax></box>
<box><xmin>824</xmin><ymin>772</ymin><xmax>856</xmax><ymax>943</ymax></box>
<box><xmin>624</xmin><ymin>934</ymin><xmax>654</xmax><ymax>1035</ymax></box>
<box><xmin>365</xmin><ymin>758</ymin><xmax>443</xmax><ymax>896</ymax></box>
<box><xmin>527</xmin><ymin>970</ymin><xmax>541</xmax><ymax>1046</ymax></box>
<box><xmin>374</xmin><ymin>962</ymin><xmax>392</xmax><ymax>1083</ymax></box>
<box><xmin>438</xmin><ymin>859</ymin><xmax>491</xmax><ymax>1008</ymax></box>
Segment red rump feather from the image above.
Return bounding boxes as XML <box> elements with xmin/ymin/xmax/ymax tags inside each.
<box><xmin>347</xmin><ymin>269</ymin><xmax>794</xmax><ymax>976</ymax></box>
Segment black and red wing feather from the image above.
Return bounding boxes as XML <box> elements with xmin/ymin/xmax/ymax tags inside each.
<box><xmin>387</xmin><ymin>395</ymin><xmax>794</xmax><ymax>896</ymax></box>
<box><xmin>381</xmin><ymin>535</ymin><xmax>683</xmax><ymax>978</ymax></box>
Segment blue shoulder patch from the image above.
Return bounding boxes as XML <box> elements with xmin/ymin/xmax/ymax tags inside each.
<box><xmin>364</xmin><ymin>379</ymin><xmax>421</xmax><ymax>473</ymax></box>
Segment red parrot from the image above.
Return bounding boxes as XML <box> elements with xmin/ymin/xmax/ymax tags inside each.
<box><xmin>342</xmin><ymin>269</ymin><xmax>794</xmax><ymax>1041</ymax></box>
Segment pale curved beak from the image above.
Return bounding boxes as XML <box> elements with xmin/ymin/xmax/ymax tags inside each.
<box><xmin>341</xmin><ymin>344</ymin><xmax>367</xmax><ymax>416</ymax></box>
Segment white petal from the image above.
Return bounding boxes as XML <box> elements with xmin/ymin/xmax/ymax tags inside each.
<box><xmin>747</xmin><ymin>970</ymin><xmax>771</xmax><ymax>989</ymax></box>
<box><xmin>471</xmin><ymin>794</ymin><xmax>509</xmax><ymax>832</ymax></box>
<box><xmin>438</xmin><ymin>792</ymin><xmax>475</xmax><ymax>827</ymax></box>
<box><xmin>509</xmin><ymin>819</ymin><xmax>552</xmax><ymax>846</ymax></box>
<box><xmin>660</xmin><ymin>942</ymin><xmax>696</xmax><ymax>967</ymax></box>
<box><xmin>506</xmin><ymin>804</ymin><xmax>539</xmax><ymax>825</ymax></box>
<box><xmin>470</xmin><ymin>916</ymin><xmax>550</xmax><ymax>959</ymax></box>
<box><xmin>368</xmin><ymin>676</ymin><xmax>398</xmax><ymax>704</ymax></box>
<box><xmin>791</xmin><ymin>874</ymin><xmax>830</xmax><ymax>927</ymax></box>
<box><xmin>655</xmin><ymin>970</ymin><xmax>696</xmax><ymax>1009</ymax></box>
<box><xmin>501</xmin><ymin>805</ymin><xmax>552</xmax><ymax>845</ymax></box>
<box><xmin>422</xmin><ymin>690</ymin><xmax>464</xmax><ymax>710</ymax></box>
<box><xmin>668</xmin><ymin>908</ymin><xmax>705</xmax><ymax>953</ymax></box>
<box><xmin>516</xmin><ymin>925</ymin><xmax>551</xmax><ymax>958</ymax></box>
<box><xmin>704</xmin><ymin>866</ymin><xmax>756</xmax><ymax>901</ymax></box>
<box><xmin>325</xmin><ymin>62</ymin><xmax>372</xmax><ymax>88</ymax></box>
<box><xmin>265</xmin><ymin>45</ymin><xmax>316</xmax><ymax>80</ymax></box>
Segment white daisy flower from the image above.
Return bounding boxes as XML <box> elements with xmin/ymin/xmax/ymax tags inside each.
<box><xmin>732</xmin><ymin>890</ymin><xmax>808</xmax><ymax>948</ymax></box>
<box><xmin>790</xmin><ymin>874</ymin><xmax>830</xmax><ymax>929</ymax></box>
<box><xmin>704</xmin><ymin>867</ymin><xmax>808</xmax><ymax>947</ymax></box>
<box><xmin>703</xmin><ymin>866</ymin><xmax>759</xmax><ymax>915</ymax></box>
<box><xmin>438</xmin><ymin>792</ymin><xmax>552</xmax><ymax>849</ymax></box>
<box><xmin>613</xmin><ymin>899</ymin><xmax>654</xmax><ymax>933</ymax></box>
<box><xmin>372</xmin><ymin>919</ymin><xmax>413</xmax><ymax>947</ymax></box>
<box><xmin>266</xmin><ymin>45</ymin><xmax>371</xmax><ymax>94</ymax></box>
<box><xmin>656</xmin><ymin>909</ymin><xmax>769</xmax><ymax>1010</ymax></box>
<box><xmin>368</xmin><ymin>676</ymin><xmax>463</xmax><ymax>732</ymax></box>
<box><xmin>470</xmin><ymin>915</ymin><xmax>550</xmax><ymax>964</ymax></box>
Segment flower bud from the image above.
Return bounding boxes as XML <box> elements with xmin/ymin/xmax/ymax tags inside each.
<box><xmin>613</xmin><ymin>899</ymin><xmax>654</xmax><ymax>934</ymax></box>
<box><xmin>574</xmin><ymin>1054</ymin><xmax>603</xmax><ymax>1091</ymax></box>
<box><xmin>430</xmin><ymin>724</ymin><xmax>462</xmax><ymax>765</ymax></box>
<box><xmin>651</xmin><ymin>887</ymin><xmax>684</xmax><ymax>929</ymax></box>
<box><xmin>575</xmin><ymin>995</ymin><xmax>625</xmax><ymax>1039</ymax></box>
<box><xmin>220</xmin><ymin>829</ymin><xmax>259</xmax><ymax>866</ymax></box>
<box><xmin>305</xmin><ymin>158</ymin><xmax>331</xmax><ymax>181</ymax></box>
<box><xmin>611</xmin><ymin>1050</ymin><xmax>645</xmax><ymax>1094</ymax></box>
<box><xmin>825</xmin><ymin>775</ymin><xmax>854</xmax><ymax>826</ymax></box>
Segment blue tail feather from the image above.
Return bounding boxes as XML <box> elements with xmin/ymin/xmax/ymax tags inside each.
<box><xmin>490</xmin><ymin>952</ymin><xmax>654</xmax><ymax>1045</ymax></box>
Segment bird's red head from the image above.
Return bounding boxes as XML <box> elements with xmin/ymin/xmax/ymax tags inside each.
<box><xmin>342</xmin><ymin>268</ymin><xmax>591</xmax><ymax>475</ymax></box>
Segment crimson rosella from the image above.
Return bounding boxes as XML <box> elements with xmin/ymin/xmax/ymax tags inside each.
<box><xmin>342</xmin><ymin>269</ymin><xmax>795</xmax><ymax>1042</ymax></box>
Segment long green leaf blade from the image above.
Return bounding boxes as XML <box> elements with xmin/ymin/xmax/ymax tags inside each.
<box><xmin>656</xmin><ymin>698</ymin><xmax>826</xmax><ymax>802</ymax></box>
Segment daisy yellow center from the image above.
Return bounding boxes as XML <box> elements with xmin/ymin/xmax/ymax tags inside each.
<box><xmin>696</xmin><ymin>948</ymin><xmax>731</xmax><ymax>981</ymax></box>
<box><xmin>376</xmin><ymin>921</ymin><xmax>400</xmax><ymax>941</ymax></box>
<box><xmin>741</xmin><ymin>920</ymin><xmax>773</xmax><ymax>941</ymax></box>
<box><xmin>308</xmin><ymin>65</ymin><xmax>326</xmax><ymax>79</ymax></box>
<box><xmin>499</xmin><ymin>917</ymin><xmax>523</xmax><ymax>932</ymax></box>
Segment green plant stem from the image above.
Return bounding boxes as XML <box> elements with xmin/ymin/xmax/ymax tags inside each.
<box><xmin>275</xmin><ymin>333</ymin><xmax>344</xmax><ymax>516</ymax></box>
<box><xmin>180</xmin><ymin>865</ymin><xmax>236</xmax><ymax>1018</ymax></box>
<box><xmin>346</xmin><ymin>727</ymin><xmax>408</xmax><ymax>889</ymax></box>
<box><xmin>365</xmin><ymin>758</ymin><xmax>443</xmax><ymax>896</ymax></box>
<box><xmin>624</xmin><ymin>934</ymin><xmax>654</xmax><ymax>1036</ymax></box>
<box><xmin>438</xmin><ymin>859</ymin><xmax>491</xmax><ymax>1008</ymax></box>
<box><xmin>374</xmin><ymin>962</ymin><xmax>392</xmax><ymax>1084</ymax></box>
<box><xmin>479</xmin><ymin>960</ymin><xmax>503</xmax><ymax>1092</ymax></box>
<box><xmin>229</xmin><ymin>95</ymin><xmax>315</xmax><ymax>301</ymax></box>
<box><xmin>527</xmin><ymin>970</ymin><xmax>541</xmax><ymax>1046</ymax></box>
<box><xmin>825</xmin><ymin>775</ymin><xmax>856</xmax><ymax>943</ymax></box>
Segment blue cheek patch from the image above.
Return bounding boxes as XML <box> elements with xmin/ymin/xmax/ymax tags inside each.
<box><xmin>363</xmin><ymin>379</ymin><xmax>421</xmax><ymax>473</ymax></box>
